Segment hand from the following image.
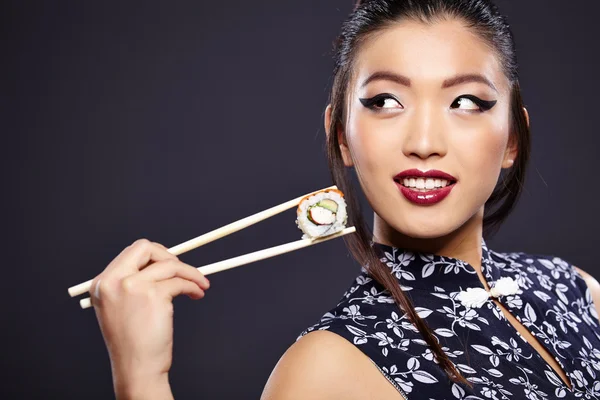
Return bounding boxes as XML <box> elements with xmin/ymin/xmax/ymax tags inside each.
<box><xmin>89</xmin><ymin>238</ymin><xmax>211</xmax><ymax>399</ymax></box>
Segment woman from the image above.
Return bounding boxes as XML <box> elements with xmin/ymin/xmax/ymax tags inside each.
<box><xmin>89</xmin><ymin>0</ymin><xmax>600</xmax><ymax>398</ymax></box>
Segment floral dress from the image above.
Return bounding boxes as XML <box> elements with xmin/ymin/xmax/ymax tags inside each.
<box><xmin>296</xmin><ymin>238</ymin><xmax>600</xmax><ymax>399</ymax></box>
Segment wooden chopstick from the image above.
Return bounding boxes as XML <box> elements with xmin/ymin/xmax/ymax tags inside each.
<box><xmin>68</xmin><ymin>184</ymin><xmax>338</xmax><ymax>298</ymax></box>
<box><xmin>78</xmin><ymin>225</ymin><xmax>356</xmax><ymax>309</ymax></box>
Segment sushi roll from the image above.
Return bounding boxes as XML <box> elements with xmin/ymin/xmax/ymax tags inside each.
<box><xmin>296</xmin><ymin>188</ymin><xmax>348</xmax><ymax>239</ymax></box>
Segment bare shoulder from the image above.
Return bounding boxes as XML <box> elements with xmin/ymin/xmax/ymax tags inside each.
<box><xmin>574</xmin><ymin>265</ymin><xmax>598</xmax><ymax>283</ymax></box>
<box><xmin>574</xmin><ymin>265</ymin><xmax>600</xmax><ymax>293</ymax></box>
<box><xmin>574</xmin><ymin>266</ymin><xmax>600</xmax><ymax>313</ymax></box>
<box><xmin>260</xmin><ymin>330</ymin><xmax>403</xmax><ymax>400</ymax></box>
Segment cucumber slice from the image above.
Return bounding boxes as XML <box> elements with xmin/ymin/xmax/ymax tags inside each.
<box><xmin>317</xmin><ymin>199</ymin><xmax>338</xmax><ymax>213</ymax></box>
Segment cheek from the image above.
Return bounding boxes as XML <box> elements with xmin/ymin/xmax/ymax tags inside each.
<box><xmin>454</xmin><ymin>125</ymin><xmax>507</xmax><ymax>188</ymax></box>
<box><xmin>346</xmin><ymin>118</ymin><xmax>382</xmax><ymax>172</ymax></box>
<box><xmin>347</xmin><ymin>116</ymin><xmax>398</xmax><ymax>174</ymax></box>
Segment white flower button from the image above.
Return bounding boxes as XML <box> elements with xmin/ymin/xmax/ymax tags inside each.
<box><xmin>456</xmin><ymin>287</ymin><xmax>490</xmax><ymax>308</ymax></box>
<box><xmin>457</xmin><ymin>277</ymin><xmax>521</xmax><ymax>309</ymax></box>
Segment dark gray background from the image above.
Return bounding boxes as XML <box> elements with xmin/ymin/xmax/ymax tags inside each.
<box><xmin>3</xmin><ymin>0</ymin><xmax>599</xmax><ymax>398</ymax></box>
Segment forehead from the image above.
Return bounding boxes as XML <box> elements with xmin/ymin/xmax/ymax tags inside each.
<box><xmin>353</xmin><ymin>19</ymin><xmax>507</xmax><ymax>91</ymax></box>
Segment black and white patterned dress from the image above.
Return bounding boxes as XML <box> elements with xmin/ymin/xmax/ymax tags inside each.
<box><xmin>297</xmin><ymin>238</ymin><xmax>600</xmax><ymax>399</ymax></box>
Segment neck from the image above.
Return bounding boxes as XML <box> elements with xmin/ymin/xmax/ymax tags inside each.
<box><xmin>372</xmin><ymin>207</ymin><xmax>484</xmax><ymax>274</ymax></box>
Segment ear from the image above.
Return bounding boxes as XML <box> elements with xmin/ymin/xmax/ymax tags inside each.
<box><xmin>502</xmin><ymin>106</ymin><xmax>528</xmax><ymax>169</ymax></box>
<box><xmin>324</xmin><ymin>104</ymin><xmax>354</xmax><ymax>167</ymax></box>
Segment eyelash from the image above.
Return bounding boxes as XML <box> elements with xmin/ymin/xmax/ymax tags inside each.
<box><xmin>358</xmin><ymin>93</ymin><xmax>497</xmax><ymax>113</ymax></box>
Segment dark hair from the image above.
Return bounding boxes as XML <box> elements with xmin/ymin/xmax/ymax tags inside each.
<box><xmin>327</xmin><ymin>0</ymin><xmax>530</xmax><ymax>387</ymax></box>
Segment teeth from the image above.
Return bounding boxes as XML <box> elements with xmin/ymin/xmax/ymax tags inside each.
<box><xmin>401</xmin><ymin>177</ymin><xmax>451</xmax><ymax>190</ymax></box>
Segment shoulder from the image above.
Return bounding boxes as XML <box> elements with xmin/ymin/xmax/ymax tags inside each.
<box><xmin>498</xmin><ymin>249</ymin><xmax>589</xmax><ymax>286</ymax></box>
<box><xmin>528</xmin><ymin>250</ymin><xmax>600</xmax><ymax>315</ymax></box>
<box><xmin>573</xmin><ymin>266</ymin><xmax>600</xmax><ymax>312</ymax></box>
<box><xmin>261</xmin><ymin>330</ymin><xmax>400</xmax><ymax>400</ymax></box>
<box><xmin>573</xmin><ymin>265</ymin><xmax>599</xmax><ymax>287</ymax></box>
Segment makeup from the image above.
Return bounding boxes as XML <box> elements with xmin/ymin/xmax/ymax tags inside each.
<box><xmin>395</xmin><ymin>181</ymin><xmax>455</xmax><ymax>205</ymax></box>
<box><xmin>394</xmin><ymin>169</ymin><xmax>457</xmax><ymax>205</ymax></box>
<box><xmin>359</xmin><ymin>93</ymin><xmax>497</xmax><ymax>113</ymax></box>
<box><xmin>452</xmin><ymin>94</ymin><xmax>497</xmax><ymax>112</ymax></box>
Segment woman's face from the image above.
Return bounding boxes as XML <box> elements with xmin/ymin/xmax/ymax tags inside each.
<box><xmin>326</xmin><ymin>19</ymin><xmax>522</xmax><ymax>241</ymax></box>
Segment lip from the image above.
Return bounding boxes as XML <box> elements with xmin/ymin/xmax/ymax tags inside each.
<box><xmin>393</xmin><ymin>169</ymin><xmax>457</xmax><ymax>205</ymax></box>
<box><xmin>395</xmin><ymin>181</ymin><xmax>455</xmax><ymax>205</ymax></box>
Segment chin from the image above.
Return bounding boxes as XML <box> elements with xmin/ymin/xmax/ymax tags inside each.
<box><xmin>391</xmin><ymin>217</ymin><xmax>459</xmax><ymax>240</ymax></box>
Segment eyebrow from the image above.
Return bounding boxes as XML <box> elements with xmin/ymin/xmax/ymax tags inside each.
<box><xmin>360</xmin><ymin>71</ymin><xmax>498</xmax><ymax>93</ymax></box>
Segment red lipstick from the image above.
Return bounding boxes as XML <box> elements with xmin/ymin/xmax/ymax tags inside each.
<box><xmin>394</xmin><ymin>169</ymin><xmax>457</xmax><ymax>205</ymax></box>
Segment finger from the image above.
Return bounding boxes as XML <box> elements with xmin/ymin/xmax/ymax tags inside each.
<box><xmin>136</xmin><ymin>259</ymin><xmax>210</xmax><ymax>290</ymax></box>
<box><xmin>157</xmin><ymin>277</ymin><xmax>206</xmax><ymax>300</ymax></box>
<box><xmin>91</xmin><ymin>239</ymin><xmax>177</xmax><ymax>301</ymax></box>
<box><xmin>111</xmin><ymin>239</ymin><xmax>178</xmax><ymax>276</ymax></box>
<box><xmin>153</xmin><ymin>241</ymin><xmax>171</xmax><ymax>252</ymax></box>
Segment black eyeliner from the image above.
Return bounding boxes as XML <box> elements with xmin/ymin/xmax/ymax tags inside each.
<box><xmin>358</xmin><ymin>93</ymin><xmax>400</xmax><ymax>109</ymax></box>
<box><xmin>456</xmin><ymin>94</ymin><xmax>497</xmax><ymax>111</ymax></box>
<box><xmin>359</xmin><ymin>93</ymin><xmax>497</xmax><ymax>112</ymax></box>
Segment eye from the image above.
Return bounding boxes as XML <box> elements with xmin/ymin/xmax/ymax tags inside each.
<box><xmin>359</xmin><ymin>93</ymin><xmax>403</xmax><ymax>112</ymax></box>
<box><xmin>451</xmin><ymin>95</ymin><xmax>497</xmax><ymax>112</ymax></box>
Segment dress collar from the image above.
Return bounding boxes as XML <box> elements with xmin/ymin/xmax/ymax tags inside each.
<box><xmin>368</xmin><ymin>237</ymin><xmax>504</xmax><ymax>293</ymax></box>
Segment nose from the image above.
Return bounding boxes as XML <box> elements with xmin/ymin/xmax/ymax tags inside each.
<box><xmin>402</xmin><ymin>103</ymin><xmax>447</xmax><ymax>160</ymax></box>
